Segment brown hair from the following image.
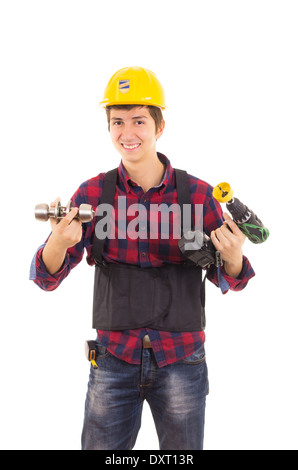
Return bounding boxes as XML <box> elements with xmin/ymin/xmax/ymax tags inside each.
<box><xmin>105</xmin><ymin>105</ymin><xmax>164</xmax><ymax>133</ymax></box>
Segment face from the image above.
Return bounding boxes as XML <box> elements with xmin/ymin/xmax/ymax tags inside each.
<box><xmin>109</xmin><ymin>107</ymin><xmax>165</xmax><ymax>164</ymax></box>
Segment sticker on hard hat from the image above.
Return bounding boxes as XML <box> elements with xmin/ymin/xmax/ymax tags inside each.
<box><xmin>119</xmin><ymin>80</ymin><xmax>130</xmax><ymax>93</ymax></box>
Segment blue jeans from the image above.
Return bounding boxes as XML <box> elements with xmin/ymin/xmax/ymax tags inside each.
<box><xmin>81</xmin><ymin>339</ymin><xmax>209</xmax><ymax>450</ymax></box>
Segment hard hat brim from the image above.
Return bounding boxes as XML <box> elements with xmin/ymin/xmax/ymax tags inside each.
<box><xmin>99</xmin><ymin>99</ymin><xmax>166</xmax><ymax>110</ymax></box>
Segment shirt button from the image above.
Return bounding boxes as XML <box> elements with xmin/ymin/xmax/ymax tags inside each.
<box><xmin>141</xmin><ymin>252</ymin><xmax>146</xmax><ymax>257</ymax></box>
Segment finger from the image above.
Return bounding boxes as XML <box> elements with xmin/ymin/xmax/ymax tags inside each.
<box><xmin>222</xmin><ymin>214</ymin><xmax>246</xmax><ymax>248</ymax></box>
<box><xmin>210</xmin><ymin>230</ymin><xmax>221</xmax><ymax>249</ymax></box>
<box><xmin>213</xmin><ymin>227</ymin><xmax>228</xmax><ymax>244</ymax></box>
<box><xmin>221</xmin><ymin>221</ymin><xmax>237</xmax><ymax>240</ymax></box>
<box><xmin>50</xmin><ymin>197</ymin><xmax>61</xmax><ymax>208</ymax></box>
<box><xmin>48</xmin><ymin>198</ymin><xmax>61</xmax><ymax>228</ymax></box>
<box><xmin>59</xmin><ymin>206</ymin><xmax>80</xmax><ymax>227</ymax></box>
<box><xmin>223</xmin><ymin>213</ymin><xmax>242</xmax><ymax>236</ymax></box>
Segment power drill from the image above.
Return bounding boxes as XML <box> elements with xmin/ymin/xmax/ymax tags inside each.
<box><xmin>212</xmin><ymin>182</ymin><xmax>270</xmax><ymax>244</ymax></box>
<box><xmin>178</xmin><ymin>182</ymin><xmax>269</xmax><ymax>268</ymax></box>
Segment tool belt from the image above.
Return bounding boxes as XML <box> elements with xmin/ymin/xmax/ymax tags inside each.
<box><xmin>92</xmin><ymin>166</ymin><xmax>206</xmax><ymax>332</ymax></box>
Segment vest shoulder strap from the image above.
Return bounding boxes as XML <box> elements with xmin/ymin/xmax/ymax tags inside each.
<box><xmin>92</xmin><ymin>167</ymin><xmax>192</xmax><ymax>263</ymax></box>
<box><xmin>92</xmin><ymin>168</ymin><xmax>118</xmax><ymax>263</ymax></box>
<box><xmin>175</xmin><ymin>169</ymin><xmax>192</xmax><ymax>233</ymax></box>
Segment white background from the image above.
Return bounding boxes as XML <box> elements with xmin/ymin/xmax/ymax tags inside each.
<box><xmin>0</xmin><ymin>0</ymin><xmax>297</xmax><ymax>450</ymax></box>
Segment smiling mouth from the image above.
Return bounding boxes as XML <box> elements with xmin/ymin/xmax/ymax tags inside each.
<box><xmin>121</xmin><ymin>143</ymin><xmax>141</xmax><ymax>150</ymax></box>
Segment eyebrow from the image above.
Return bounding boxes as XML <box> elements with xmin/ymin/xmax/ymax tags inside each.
<box><xmin>111</xmin><ymin>115</ymin><xmax>148</xmax><ymax>121</ymax></box>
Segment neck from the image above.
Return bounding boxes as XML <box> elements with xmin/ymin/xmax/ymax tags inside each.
<box><xmin>123</xmin><ymin>153</ymin><xmax>165</xmax><ymax>193</ymax></box>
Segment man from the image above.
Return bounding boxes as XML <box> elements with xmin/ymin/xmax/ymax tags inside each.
<box><xmin>30</xmin><ymin>66</ymin><xmax>255</xmax><ymax>450</ymax></box>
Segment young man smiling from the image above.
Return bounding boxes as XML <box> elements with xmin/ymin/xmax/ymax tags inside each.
<box><xmin>109</xmin><ymin>105</ymin><xmax>166</xmax><ymax>194</ymax></box>
<box><xmin>30</xmin><ymin>66</ymin><xmax>255</xmax><ymax>450</ymax></box>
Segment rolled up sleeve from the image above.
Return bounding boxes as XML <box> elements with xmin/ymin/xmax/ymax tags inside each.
<box><xmin>207</xmin><ymin>255</ymin><xmax>255</xmax><ymax>294</ymax></box>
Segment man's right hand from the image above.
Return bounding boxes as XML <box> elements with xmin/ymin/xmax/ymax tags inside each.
<box><xmin>42</xmin><ymin>198</ymin><xmax>83</xmax><ymax>275</ymax></box>
<box><xmin>48</xmin><ymin>198</ymin><xmax>83</xmax><ymax>250</ymax></box>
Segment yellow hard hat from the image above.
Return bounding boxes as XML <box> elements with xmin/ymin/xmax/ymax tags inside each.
<box><xmin>100</xmin><ymin>66</ymin><xmax>166</xmax><ymax>109</ymax></box>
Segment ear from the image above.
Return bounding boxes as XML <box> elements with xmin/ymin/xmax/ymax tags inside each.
<box><xmin>156</xmin><ymin>119</ymin><xmax>165</xmax><ymax>141</ymax></box>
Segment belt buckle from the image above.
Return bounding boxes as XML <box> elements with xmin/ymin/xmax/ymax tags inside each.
<box><xmin>142</xmin><ymin>335</ymin><xmax>152</xmax><ymax>348</ymax></box>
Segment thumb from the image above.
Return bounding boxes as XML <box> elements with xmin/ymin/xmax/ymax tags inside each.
<box><xmin>48</xmin><ymin>198</ymin><xmax>60</xmax><ymax>228</ymax></box>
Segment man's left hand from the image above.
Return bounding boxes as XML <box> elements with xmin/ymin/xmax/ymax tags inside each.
<box><xmin>210</xmin><ymin>213</ymin><xmax>246</xmax><ymax>278</ymax></box>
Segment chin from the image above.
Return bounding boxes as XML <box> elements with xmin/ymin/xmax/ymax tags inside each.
<box><xmin>121</xmin><ymin>149</ymin><xmax>144</xmax><ymax>162</ymax></box>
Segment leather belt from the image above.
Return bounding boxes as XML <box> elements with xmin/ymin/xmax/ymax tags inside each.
<box><xmin>142</xmin><ymin>334</ymin><xmax>152</xmax><ymax>348</ymax></box>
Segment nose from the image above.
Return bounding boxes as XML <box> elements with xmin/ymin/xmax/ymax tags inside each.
<box><xmin>120</xmin><ymin>123</ymin><xmax>137</xmax><ymax>142</ymax></box>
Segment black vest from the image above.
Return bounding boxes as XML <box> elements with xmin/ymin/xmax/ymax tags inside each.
<box><xmin>92</xmin><ymin>168</ymin><xmax>206</xmax><ymax>332</ymax></box>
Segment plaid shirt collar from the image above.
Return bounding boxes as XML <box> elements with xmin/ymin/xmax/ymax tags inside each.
<box><xmin>118</xmin><ymin>152</ymin><xmax>173</xmax><ymax>195</ymax></box>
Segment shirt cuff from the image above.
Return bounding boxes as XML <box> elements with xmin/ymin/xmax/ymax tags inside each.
<box><xmin>29</xmin><ymin>244</ymin><xmax>46</xmax><ymax>280</ymax></box>
<box><xmin>29</xmin><ymin>244</ymin><xmax>70</xmax><ymax>290</ymax></box>
<box><xmin>217</xmin><ymin>255</ymin><xmax>255</xmax><ymax>294</ymax></box>
<box><xmin>37</xmin><ymin>248</ymin><xmax>69</xmax><ymax>279</ymax></box>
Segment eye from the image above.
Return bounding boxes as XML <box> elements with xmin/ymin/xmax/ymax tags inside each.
<box><xmin>135</xmin><ymin>120</ymin><xmax>144</xmax><ymax>125</ymax></box>
<box><xmin>112</xmin><ymin>121</ymin><xmax>122</xmax><ymax>126</ymax></box>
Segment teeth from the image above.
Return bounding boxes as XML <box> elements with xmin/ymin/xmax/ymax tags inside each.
<box><xmin>122</xmin><ymin>144</ymin><xmax>140</xmax><ymax>149</ymax></box>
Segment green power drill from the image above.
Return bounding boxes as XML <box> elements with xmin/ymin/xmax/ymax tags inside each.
<box><xmin>212</xmin><ymin>182</ymin><xmax>270</xmax><ymax>244</ymax></box>
<box><xmin>178</xmin><ymin>181</ymin><xmax>269</xmax><ymax>268</ymax></box>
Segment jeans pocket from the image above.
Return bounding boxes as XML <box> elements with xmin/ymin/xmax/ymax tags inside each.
<box><xmin>94</xmin><ymin>339</ymin><xmax>111</xmax><ymax>361</ymax></box>
<box><xmin>181</xmin><ymin>344</ymin><xmax>206</xmax><ymax>364</ymax></box>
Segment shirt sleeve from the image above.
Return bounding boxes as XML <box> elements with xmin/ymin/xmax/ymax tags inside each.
<box><xmin>207</xmin><ymin>255</ymin><xmax>255</xmax><ymax>294</ymax></box>
<box><xmin>203</xmin><ymin>184</ymin><xmax>255</xmax><ymax>293</ymax></box>
<box><xmin>29</xmin><ymin>241</ymin><xmax>85</xmax><ymax>291</ymax></box>
<box><xmin>29</xmin><ymin>185</ymin><xmax>87</xmax><ymax>291</ymax></box>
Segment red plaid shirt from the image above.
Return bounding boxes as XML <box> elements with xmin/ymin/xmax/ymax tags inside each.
<box><xmin>30</xmin><ymin>153</ymin><xmax>255</xmax><ymax>367</ymax></box>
